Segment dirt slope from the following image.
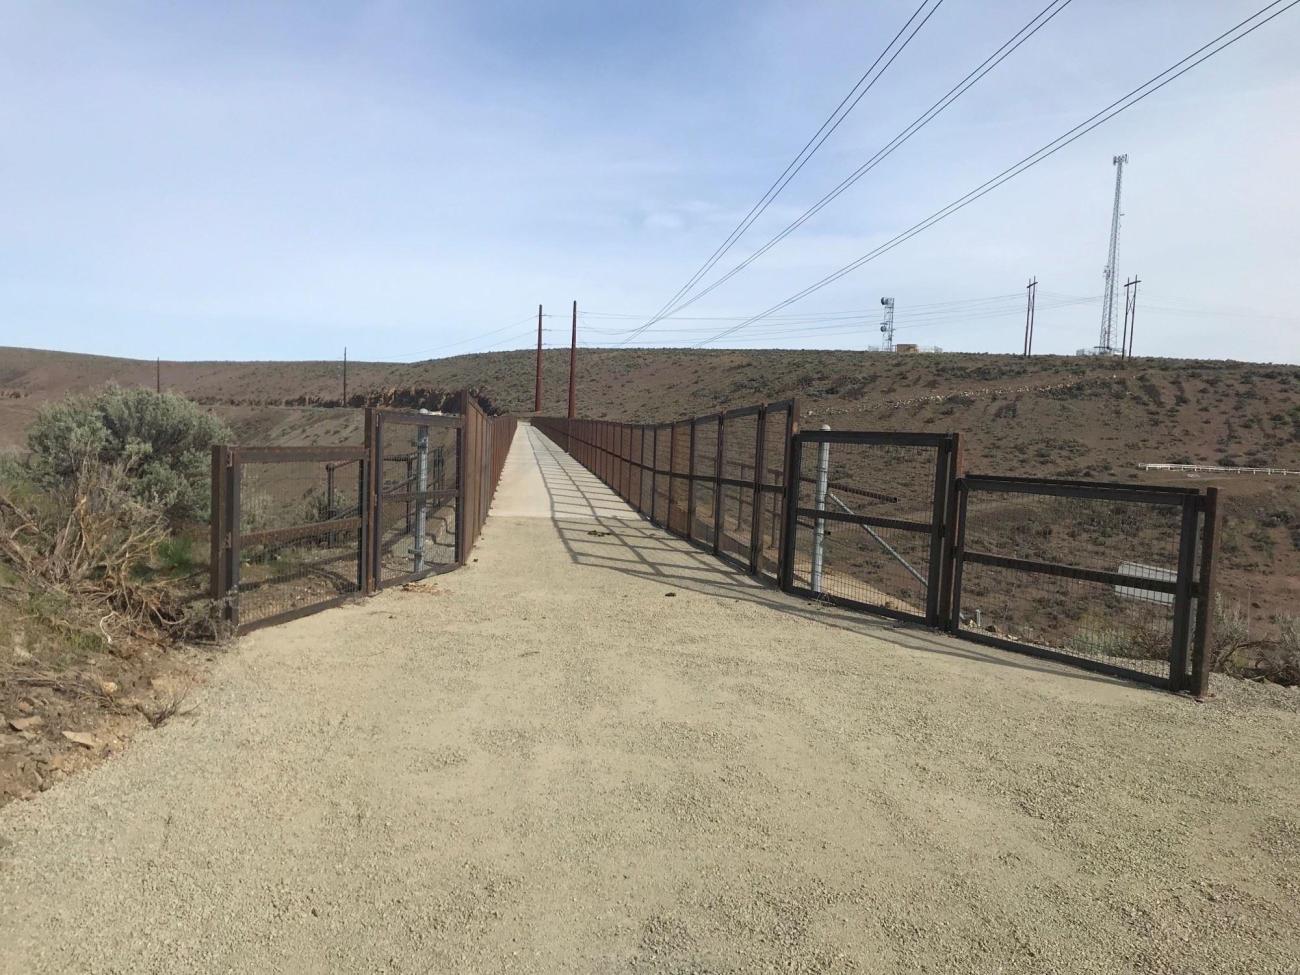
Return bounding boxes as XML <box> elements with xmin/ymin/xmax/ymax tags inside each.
<box><xmin>1</xmin><ymin>427</ymin><xmax>1297</xmax><ymax>974</ymax></box>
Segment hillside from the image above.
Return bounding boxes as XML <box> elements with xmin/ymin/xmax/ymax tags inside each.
<box><xmin>3</xmin><ymin>345</ymin><xmax>1298</xmax><ymax>649</ymax></box>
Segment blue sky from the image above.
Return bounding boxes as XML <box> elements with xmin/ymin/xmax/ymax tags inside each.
<box><xmin>3</xmin><ymin>1</ymin><xmax>1299</xmax><ymax>363</ymax></box>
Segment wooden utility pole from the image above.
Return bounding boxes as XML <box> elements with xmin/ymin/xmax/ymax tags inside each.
<box><xmin>155</xmin><ymin>357</ymin><xmax>161</xmax><ymax>393</ymax></box>
<box><xmin>1023</xmin><ymin>277</ymin><xmax>1037</xmax><ymax>357</ymax></box>
<box><xmin>567</xmin><ymin>300</ymin><xmax>577</xmax><ymax>419</ymax></box>
<box><xmin>534</xmin><ymin>305</ymin><xmax>544</xmax><ymax>413</ymax></box>
<box><xmin>342</xmin><ymin>347</ymin><xmax>348</xmax><ymax>404</ymax></box>
<box><xmin>1121</xmin><ymin>277</ymin><xmax>1141</xmax><ymax>360</ymax></box>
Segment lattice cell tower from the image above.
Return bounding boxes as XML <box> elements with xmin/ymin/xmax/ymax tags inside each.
<box><xmin>1097</xmin><ymin>154</ymin><xmax>1128</xmax><ymax>355</ymax></box>
<box><xmin>879</xmin><ymin>297</ymin><xmax>895</xmax><ymax>352</ymax></box>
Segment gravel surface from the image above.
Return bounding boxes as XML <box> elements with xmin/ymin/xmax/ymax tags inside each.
<box><xmin>2</xmin><ymin>424</ymin><xmax>1299</xmax><ymax>974</ymax></box>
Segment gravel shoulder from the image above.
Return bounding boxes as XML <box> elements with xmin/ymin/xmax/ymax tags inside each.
<box><xmin>2</xmin><ymin>424</ymin><xmax>1298</xmax><ymax>974</ymax></box>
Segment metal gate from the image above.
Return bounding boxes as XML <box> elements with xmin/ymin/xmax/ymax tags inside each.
<box><xmin>779</xmin><ymin>430</ymin><xmax>960</xmax><ymax>626</ymax></box>
<box><xmin>210</xmin><ymin>445</ymin><xmax>370</xmax><ymax>633</ymax></box>
<box><xmin>368</xmin><ymin>409</ymin><xmax>461</xmax><ymax>590</ymax></box>
<box><xmin>213</xmin><ymin>398</ymin><xmax>516</xmax><ymax>633</ymax></box>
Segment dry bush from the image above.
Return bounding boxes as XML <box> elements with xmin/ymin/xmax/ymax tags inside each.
<box><xmin>0</xmin><ymin>454</ymin><xmax>221</xmax><ymax>646</ymax></box>
<box><xmin>1211</xmin><ymin>596</ymin><xmax>1300</xmax><ymax>685</ymax></box>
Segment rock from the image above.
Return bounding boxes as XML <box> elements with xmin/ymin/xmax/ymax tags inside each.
<box><xmin>9</xmin><ymin>715</ymin><xmax>43</xmax><ymax>732</ymax></box>
<box><xmin>62</xmin><ymin>731</ymin><xmax>98</xmax><ymax>749</ymax></box>
<box><xmin>99</xmin><ymin>680</ymin><xmax>119</xmax><ymax>696</ymax></box>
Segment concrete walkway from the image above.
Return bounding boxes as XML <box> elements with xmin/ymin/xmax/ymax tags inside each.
<box><xmin>1</xmin><ymin>424</ymin><xmax>1298</xmax><ymax>974</ymax></box>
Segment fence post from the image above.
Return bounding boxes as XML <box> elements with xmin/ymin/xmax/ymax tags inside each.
<box><xmin>413</xmin><ymin>426</ymin><xmax>429</xmax><ymax>573</ymax></box>
<box><xmin>937</xmin><ymin>433</ymin><xmax>963</xmax><ymax>629</ymax></box>
<box><xmin>947</xmin><ymin>479</ymin><xmax>970</xmax><ymax>634</ymax></box>
<box><xmin>1191</xmin><ymin>487</ymin><xmax>1220</xmax><ymax>697</ymax></box>
<box><xmin>749</xmin><ymin>406</ymin><xmax>767</xmax><ymax>574</ymax></box>
<box><xmin>356</xmin><ymin>447</ymin><xmax>368</xmax><ymax>596</ymax></box>
<box><xmin>668</xmin><ymin>421</ymin><xmax>679</xmax><ymax>533</ymax></box>
<box><xmin>210</xmin><ymin>445</ymin><xmax>228</xmax><ymax>614</ymax></box>
<box><xmin>455</xmin><ymin>422</ymin><xmax>467</xmax><ymax>565</ymax></box>
<box><xmin>361</xmin><ymin>410</ymin><xmax>373</xmax><ymax>593</ymax></box>
<box><xmin>924</xmin><ymin>434</ymin><xmax>955</xmax><ymax>626</ymax></box>
<box><xmin>811</xmin><ymin>425</ymin><xmax>831</xmax><ymax>593</ymax></box>
<box><xmin>650</xmin><ymin>425</ymin><xmax>660</xmax><ymax>524</ymax></box>
<box><xmin>226</xmin><ymin>451</ymin><xmax>241</xmax><ymax>630</ymax></box>
<box><xmin>1170</xmin><ymin>495</ymin><xmax>1202</xmax><ymax>690</ymax></box>
<box><xmin>779</xmin><ymin>434</ymin><xmax>803</xmax><ymax>591</ymax></box>
<box><xmin>713</xmin><ymin>414</ymin><xmax>725</xmax><ymax>556</ymax></box>
<box><xmin>686</xmin><ymin>418</ymin><xmax>697</xmax><ymax>542</ymax></box>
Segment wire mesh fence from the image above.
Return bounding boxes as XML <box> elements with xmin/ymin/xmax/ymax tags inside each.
<box><xmin>952</xmin><ymin>476</ymin><xmax>1216</xmax><ymax>691</ymax></box>
<box><xmin>783</xmin><ymin>431</ymin><xmax>957</xmax><ymax>626</ymax></box>
<box><xmin>534</xmin><ymin>406</ymin><xmax>1219</xmax><ymax>695</ymax></box>
<box><xmin>212</xmin><ymin>395</ymin><xmax>516</xmax><ymax>634</ymax></box>
<box><xmin>371</xmin><ymin>413</ymin><xmax>460</xmax><ymax>590</ymax></box>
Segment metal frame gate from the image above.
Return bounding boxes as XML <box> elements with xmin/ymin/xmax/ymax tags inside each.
<box><xmin>367</xmin><ymin>409</ymin><xmax>462</xmax><ymax>591</ymax></box>
<box><xmin>213</xmin><ymin>399</ymin><xmax>516</xmax><ymax>634</ymax></box>
<box><xmin>779</xmin><ymin>430</ymin><xmax>959</xmax><ymax>627</ymax></box>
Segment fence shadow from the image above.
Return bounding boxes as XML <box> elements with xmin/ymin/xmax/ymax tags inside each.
<box><xmin>524</xmin><ymin>427</ymin><xmax>1134</xmax><ymax>691</ymax></box>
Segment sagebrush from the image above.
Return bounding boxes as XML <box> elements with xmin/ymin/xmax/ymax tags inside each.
<box><xmin>25</xmin><ymin>384</ymin><xmax>231</xmax><ymax>525</ymax></box>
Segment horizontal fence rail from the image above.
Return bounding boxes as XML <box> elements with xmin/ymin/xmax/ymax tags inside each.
<box><xmin>951</xmin><ymin>474</ymin><xmax>1218</xmax><ymax>694</ymax></box>
<box><xmin>212</xmin><ymin>391</ymin><xmax>516</xmax><ymax>634</ymax></box>
<box><xmin>534</xmin><ymin>409</ymin><xmax>1219</xmax><ymax>696</ymax></box>
<box><xmin>535</xmin><ymin>401</ymin><xmax>797</xmax><ymax>581</ymax></box>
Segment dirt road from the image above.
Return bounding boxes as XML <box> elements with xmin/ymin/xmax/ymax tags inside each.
<box><xmin>2</xmin><ymin>424</ymin><xmax>1299</xmax><ymax>973</ymax></box>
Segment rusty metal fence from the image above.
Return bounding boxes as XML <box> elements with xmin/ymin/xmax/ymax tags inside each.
<box><xmin>950</xmin><ymin>475</ymin><xmax>1218</xmax><ymax>693</ymax></box>
<box><xmin>212</xmin><ymin>394</ymin><xmax>515</xmax><ymax>633</ymax></box>
<box><xmin>533</xmin><ymin>409</ymin><xmax>1219</xmax><ymax>695</ymax></box>
<box><xmin>535</xmin><ymin>401</ymin><xmax>797</xmax><ymax>579</ymax></box>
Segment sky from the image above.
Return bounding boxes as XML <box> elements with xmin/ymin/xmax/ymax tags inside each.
<box><xmin>2</xmin><ymin>0</ymin><xmax>1299</xmax><ymax>364</ymax></box>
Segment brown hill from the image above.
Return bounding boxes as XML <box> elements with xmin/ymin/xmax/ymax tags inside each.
<box><xmin>3</xmin><ymin>345</ymin><xmax>1298</xmax><ymax>647</ymax></box>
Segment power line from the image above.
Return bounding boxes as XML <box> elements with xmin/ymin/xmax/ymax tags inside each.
<box><xmin>639</xmin><ymin>0</ymin><xmax>1077</xmax><ymax>330</ymax></box>
<box><xmin>369</xmin><ymin>314</ymin><xmax>539</xmax><ymax>362</ymax></box>
<box><xmin>635</xmin><ymin>0</ymin><xmax>945</xmax><ymax>337</ymax></box>
<box><xmin>694</xmin><ymin>0</ymin><xmax>1300</xmax><ymax>348</ymax></box>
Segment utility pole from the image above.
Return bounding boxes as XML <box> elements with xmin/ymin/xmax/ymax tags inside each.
<box><xmin>1121</xmin><ymin>276</ymin><xmax>1141</xmax><ymax>360</ymax></box>
<box><xmin>1023</xmin><ymin>277</ymin><xmax>1038</xmax><ymax>357</ymax></box>
<box><xmin>534</xmin><ymin>304</ymin><xmax>544</xmax><ymax>414</ymax></box>
<box><xmin>342</xmin><ymin>347</ymin><xmax>348</xmax><ymax>405</ymax></box>
<box><xmin>567</xmin><ymin>300</ymin><xmax>577</xmax><ymax>419</ymax></box>
<box><xmin>879</xmin><ymin>297</ymin><xmax>895</xmax><ymax>352</ymax></box>
<box><xmin>1098</xmin><ymin>154</ymin><xmax>1128</xmax><ymax>354</ymax></box>
<box><xmin>155</xmin><ymin>357</ymin><xmax>161</xmax><ymax>394</ymax></box>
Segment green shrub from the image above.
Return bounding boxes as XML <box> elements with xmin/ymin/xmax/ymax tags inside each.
<box><xmin>25</xmin><ymin>385</ymin><xmax>231</xmax><ymax>524</ymax></box>
<box><xmin>157</xmin><ymin>536</ymin><xmax>196</xmax><ymax>573</ymax></box>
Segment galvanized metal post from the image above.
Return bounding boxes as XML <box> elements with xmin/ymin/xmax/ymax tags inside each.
<box><xmin>226</xmin><ymin>451</ymin><xmax>241</xmax><ymax>629</ymax></box>
<box><xmin>413</xmin><ymin>425</ymin><xmax>429</xmax><ymax>573</ymax></box>
<box><xmin>811</xmin><ymin>425</ymin><xmax>831</xmax><ymax>593</ymax></box>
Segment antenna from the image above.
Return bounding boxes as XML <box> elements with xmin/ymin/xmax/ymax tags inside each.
<box><xmin>1097</xmin><ymin>154</ymin><xmax>1128</xmax><ymax>355</ymax></box>
<box><xmin>879</xmin><ymin>297</ymin><xmax>895</xmax><ymax>352</ymax></box>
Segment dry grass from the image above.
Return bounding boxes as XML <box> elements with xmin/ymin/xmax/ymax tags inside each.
<box><xmin>0</xmin><ymin>455</ymin><xmax>220</xmax><ymax>647</ymax></box>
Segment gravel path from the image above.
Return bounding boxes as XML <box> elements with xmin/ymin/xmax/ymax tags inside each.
<box><xmin>2</xmin><ymin>424</ymin><xmax>1299</xmax><ymax>974</ymax></box>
